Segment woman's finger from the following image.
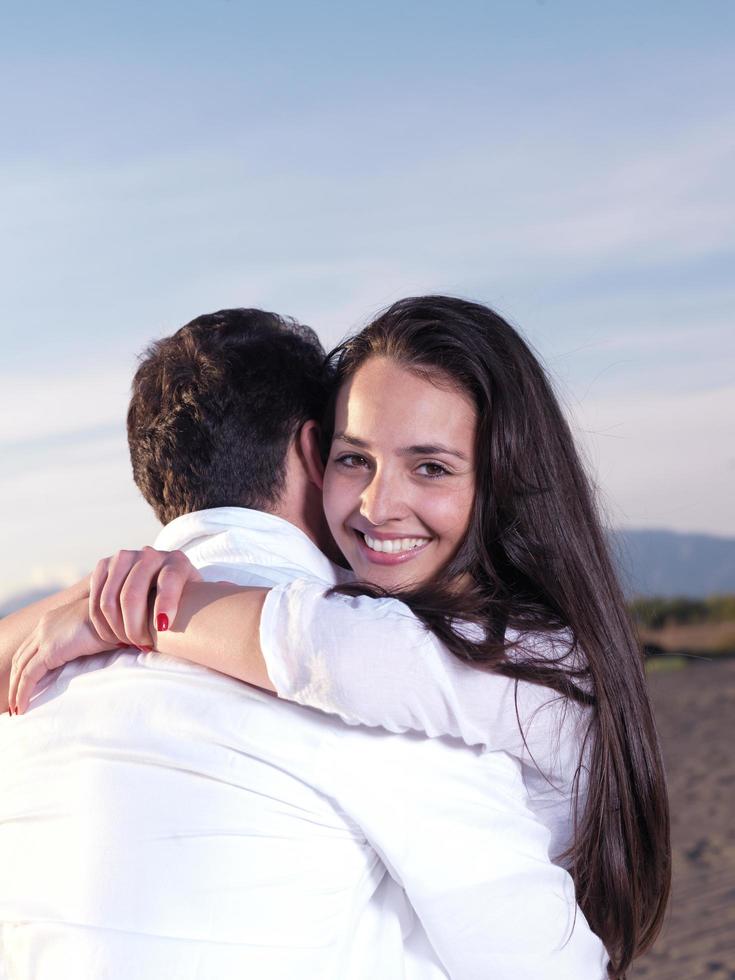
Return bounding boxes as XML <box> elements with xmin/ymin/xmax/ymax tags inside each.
<box><xmin>152</xmin><ymin>551</ymin><xmax>202</xmax><ymax>632</ymax></box>
<box><xmin>97</xmin><ymin>551</ymin><xmax>140</xmax><ymax>644</ymax></box>
<box><xmin>15</xmin><ymin>649</ymin><xmax>54</xmax><ymax>716</ymax></box>
<box><xmin>119</xmin><ymin>548</ymin><xmax>167</xmax><ymax>648</ymax></box>
<box><xmin>89</xmin><ymin>557</ymin><xmax>120</xmax><ymax>646</ymax></box>
<box><xmin>9</xmin><ymin>635</ymin><xmax>38</xmax><ymax>715</ymax></box>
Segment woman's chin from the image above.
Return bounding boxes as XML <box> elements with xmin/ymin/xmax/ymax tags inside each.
<box><xmin>348</xmin><ymin>550</ymin><xmax>435</xmax><ymax>591</ymax></box>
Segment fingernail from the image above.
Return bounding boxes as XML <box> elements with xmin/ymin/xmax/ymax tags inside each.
<box><xmin>139</xmin><ymin>646</ymin><xmax>153</xmax><ymax>653</ymax></box>
<box><xmin>14</xmin><ymin>707</ymin><xmax>18</xmax><ymax>715</ymax></box>
<box><xmin>156</xmin><ymin>613</ymin><xmax>169</xmax><ymax>632</ymax></box>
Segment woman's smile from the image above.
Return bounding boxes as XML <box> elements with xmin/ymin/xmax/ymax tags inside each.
<box><xmin>323</xmin><ymin>356</ymin><xmax>477</xmax><ymax>591</ymax></box>
<box><xmin>352</xmin><ymin>528</ymin><xmax>434</xmax><ymax>564</ymax></box>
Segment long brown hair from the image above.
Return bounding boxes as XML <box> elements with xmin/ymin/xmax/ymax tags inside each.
<box><xmin>325</xmin><ymin>296</ymin><xmax>670</xmax><ymax>978</ymax></box>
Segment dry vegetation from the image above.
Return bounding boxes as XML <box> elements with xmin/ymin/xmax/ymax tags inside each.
<box><xmin>632</xmin><ymin>595</ymin><xmax>735</xmax><ymax>658</ymax></box>
<box><xmin>639</xmin><ymin>620</ymin><xmax>735</xmax><ymax>655</ymax></box>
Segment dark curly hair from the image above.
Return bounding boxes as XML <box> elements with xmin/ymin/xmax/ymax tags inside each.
<box><xmin>127</xmin><ymin>308</ymin><xmax>332</xmax><ymax>524</ymax></box>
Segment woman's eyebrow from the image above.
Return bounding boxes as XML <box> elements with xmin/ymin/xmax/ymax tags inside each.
<box><xmin>333</xmin><ymin>432</ymin><xmax>370</xmax><ymax>449</ymax></box>
<box><xmin>333</xmin><ymin>432</ymin><xmax>468</xmax><ymax>462</ymax></box>
<box><xmin>401</xmin><ymin>443</ymin><xmax>469</xmax><ymax>462</ymax></box>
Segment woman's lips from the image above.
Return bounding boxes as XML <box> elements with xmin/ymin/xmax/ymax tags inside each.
<box><xmin>352</xmin><ymin>530</ymin><xmax>432</xmax><ymax>566</ymax></box>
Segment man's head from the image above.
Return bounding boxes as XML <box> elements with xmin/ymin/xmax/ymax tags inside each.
<box><xmin>128</xmin><ymin>308</ymin><xmax>332</xmax><ymax>526</ymax></box>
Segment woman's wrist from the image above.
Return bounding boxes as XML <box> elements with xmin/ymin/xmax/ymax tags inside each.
<box><xmin>148</xmin><ymin>581</ymin><xmax>274</xmax><ymax>691</ymax></box>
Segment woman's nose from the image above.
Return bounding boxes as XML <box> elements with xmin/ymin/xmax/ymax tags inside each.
<box><xmin>359</xmin><ymin>469</ymin><xmax>407</xmax><ymax>526</ymax></box>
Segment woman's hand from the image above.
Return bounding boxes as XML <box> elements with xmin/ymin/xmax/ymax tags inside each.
<box><xmin>89</xmin><ymin>547</ymin><xmax>203</xmax><ymax>649</ymax></box>
<box><xmin>9</xmin><ymin>597</ymin><xmax>111</xmax><ymax>715</ymax></box>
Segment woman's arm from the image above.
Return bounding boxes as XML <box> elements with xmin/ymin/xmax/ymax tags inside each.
<box><xmin>96</xmin><ymin>548</ymin><xmax>575</xmax><ymax>758</ymax></box>
<box><xmin>158</xmin><ymin>577</ymin><xmax>586</xmax><ymax>780</ymax></box>
<box><xmin>148</xmin><ymin>581</ymin><xmax>273</xmax><ymax>691</ymax></box>
<box><xmin>1</xmin><ymin>577</ymin><xmax>90</xmax><ymax>711</ymax></box>
<box><xmin>258</xmin><ymin>578</ymin><xmax>588</xmax><ymax>772</ymax></box>
<box><xmin>84</xmin><ymin>548</ymin><xmax>272</xmax><ymax>691</ymax></box>
<box><xmin>10</xmin><ymin>550</ymin><xmax>584</xmax><ymax>789</ymax></box>
<box><xmin>8</xmin><ymin>578</ymin><xmax>274</xmax><ymax>715</ymax></box>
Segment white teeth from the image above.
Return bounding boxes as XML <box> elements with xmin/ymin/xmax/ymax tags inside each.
<box><xmin>363</xmin><ymin>534</ymin><xmax>429</xmax><ymax>554</ymax></box>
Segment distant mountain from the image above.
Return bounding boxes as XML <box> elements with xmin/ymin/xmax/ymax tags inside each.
<box><xmin>1</xmin><ymin>530</ymin><xmax>734</xmax><ymax>615</ymax></box>
<box><xmin>611</xmin><ymin>529</ymin><xmax>735</xmax><ymax>598</ymax></box>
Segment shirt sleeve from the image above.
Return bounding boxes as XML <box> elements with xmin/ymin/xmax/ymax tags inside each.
<box><xmin>259</xmin><ymin>578</ymin><xmax>590</xmax><ymax>778</ymax></box>
<box><xmin>331</xmin><ymin>731</ymin><xmax>608</xmax><ymax>980</ymax></box>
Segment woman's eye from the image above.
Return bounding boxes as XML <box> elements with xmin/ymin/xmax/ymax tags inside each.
<box><xmin>335</xmin><ymin>453</ymin><xmax>368</xmax><ymax>468</ymax></box>
<box><xmin>417</xmin><ymin>462</ymin><xmax>449</xmax><ymax>478</ymax></box>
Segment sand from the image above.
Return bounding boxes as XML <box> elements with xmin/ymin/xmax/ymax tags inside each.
<box><xmin>630</xmin><ymin>658</ymin><xmax>735</xmax><ymax>979</ymax></box>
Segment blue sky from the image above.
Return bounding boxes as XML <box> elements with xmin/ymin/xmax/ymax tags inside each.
<box><xmin>1</xmin><ymin>0</ymin><xmax>733</xmax><ymax>601</ymax></box>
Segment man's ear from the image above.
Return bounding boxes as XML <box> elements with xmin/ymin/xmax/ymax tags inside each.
<box><xmin>297</xmin><ymin>420</ymin><xmax>326</xmax><ymax>490</ymax></box>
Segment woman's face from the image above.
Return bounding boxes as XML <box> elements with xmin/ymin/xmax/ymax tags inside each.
<box><xmin>323</xmin><ymin>356</ymin><xmax>477</xmax><ymax>591</ymax></box>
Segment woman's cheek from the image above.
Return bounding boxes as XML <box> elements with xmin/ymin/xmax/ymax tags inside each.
<box><xmin>323</xmin><ymin>470</ymin><xmax>357</xmax><ymax>528</ymax></box>
<box><xmin>432</xmin><ymin>484</ymin><xmax>474</xmax><ymax>542</ymax></box>
<box><xmin>423</xmin><ymin>484</ymin><xmax>474</xmax><ymax>538</ymax></box>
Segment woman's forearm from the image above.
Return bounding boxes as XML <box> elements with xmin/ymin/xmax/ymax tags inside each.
<box><xmin>151</xmin><ymin>581</ymin><xmax>275</xmax><ymax>692</ymax></box>
<box><xmin>1</xmin><ymin>577</ymin><xmax>90</xmax><ymax>710</ymax></box>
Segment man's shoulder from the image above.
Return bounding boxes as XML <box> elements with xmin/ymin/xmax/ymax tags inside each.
<box><xmin>165</xmin><ymin>510</ymin><xmax>341</xmax><ymax>587</ymax></box>
<box><xmin>195</xmin><ymin>561</ymin><xmax>330</xmax><ymax>589</ymax></box>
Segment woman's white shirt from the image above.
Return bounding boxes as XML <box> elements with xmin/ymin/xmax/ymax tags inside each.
<box><xmin>260</xmin><ymin>578</ymin><xmax>593</xmax><ymax>867</ymax></box>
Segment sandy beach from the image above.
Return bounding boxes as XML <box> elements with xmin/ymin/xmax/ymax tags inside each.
<box><xmin>631</xmin><ymin>658</ymin><xmax>735</xmax><ymax>979</ymax></box>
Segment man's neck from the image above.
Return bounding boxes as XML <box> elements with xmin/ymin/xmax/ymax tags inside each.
<box><xmin>272</xmin><ymin>500</ymin><xmax>345</xmax><ymax>568</ymax></box>
<box><xmin>268</xmin><ymin>504</ymin><xmax>313</xmax><ymax>544</ymax></box>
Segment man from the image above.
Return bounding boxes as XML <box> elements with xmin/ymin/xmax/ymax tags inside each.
<box><xmin>0</xmin><ymin>309</ymin><xmax>606</xmax><ymax>979</ymax></box>
<box><xmin>0</xmin><ymin>309</ymin><xmax>444</xmax><ymax>980</ymax></box>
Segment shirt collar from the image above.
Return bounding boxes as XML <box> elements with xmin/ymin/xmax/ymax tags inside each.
<box><xmin>153</xmin><ymin>507</ymin><xmax>345</xmax><ymax>585</ymax></box>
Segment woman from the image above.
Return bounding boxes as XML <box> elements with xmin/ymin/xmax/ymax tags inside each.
<box><xmin>10</xmin><ymin>295</ymin><xmax>670</xmax><ymax>978</ymax></box>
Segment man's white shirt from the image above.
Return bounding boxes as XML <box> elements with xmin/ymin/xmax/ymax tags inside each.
<box><xmin>0</xmin><ymin>507</ymin><xmax>608</xmax><ymax>979</ymax></box>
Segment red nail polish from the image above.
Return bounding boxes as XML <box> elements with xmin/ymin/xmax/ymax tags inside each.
<box><xmin>156</xmin><ymin>613</ymin><xmax>169</xmax><ymax>632</ymax></box>
<box><xmin>139</xmin><ymin>646</ymin><xmax>153</xmax><ymax>653</ymax></box>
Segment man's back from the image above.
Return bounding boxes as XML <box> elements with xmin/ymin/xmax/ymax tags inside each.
<box><xmin>0</xmin><ymin>508</ymin><xmax>445</xmax><ymax>980</ymax></box>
